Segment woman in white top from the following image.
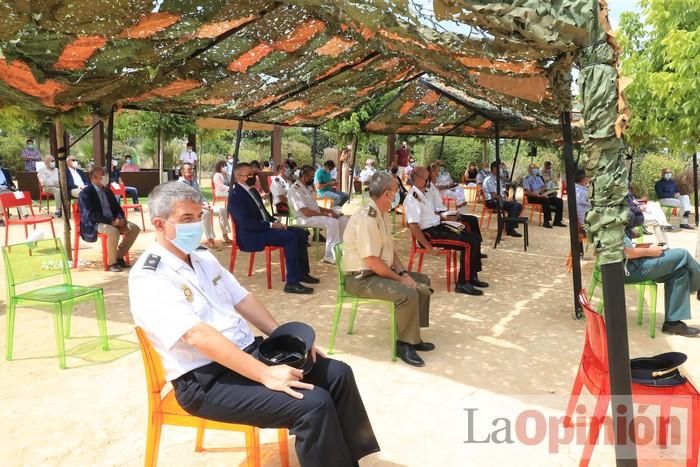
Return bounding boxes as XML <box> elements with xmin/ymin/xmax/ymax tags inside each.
<box><xmin>212</xmin><ymin>160</ymin><xmax>230</xmax><ymax>197</ymax></box>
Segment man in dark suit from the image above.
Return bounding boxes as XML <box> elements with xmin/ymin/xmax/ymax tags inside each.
<box><xmin>228</xmin><ymin>162</ymin><xmax>318</xmax><ymax>294</ymax></box>
<box><xmin>66</xmin><ymin>155</ymin><xmax>89</xmax><ymax>198</ymax></box>
<box><xmin>0</xmin><ymin>156</ymin><xmax>17</xmax><ymax>193</ymax></box>
<box><xmin>79</xmin><ymin>166</ymin><xmax>140</xmax><ymax>272</ymax></box>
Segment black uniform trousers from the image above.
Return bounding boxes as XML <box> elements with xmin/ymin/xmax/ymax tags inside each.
<box><xmin>173</xmin><ymin>341</ymin><xmax>379</xmax><ymax>467</ymax></box>
<box><xmin>423</xmin><ymin>224</ymin><xmax>482</xmax><ymax>284</ymax></box>
<box><xmin>261</xmin><ymin>226</ymin><xmax>310</xmax><ymax>284</ymax></box>
<box><xmin>526</xmin><ymin>194</ymin><xmax>563</xmax><ymax>224</ymax></box>
<box><xmin>456</xmin><ymin>214</ymin><xmax>482</xmax><ymax>241</ymax></box>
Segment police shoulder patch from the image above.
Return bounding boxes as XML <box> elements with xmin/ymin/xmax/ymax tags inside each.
<box><xmin>142</xmin><ymin>254</ymin><xmax>161</xmax><ymax>271</ymax></box>
<box><xmin>368</xmin><ymin>206</ymin><xmax>377</xmax><ymax>218</ymax></box>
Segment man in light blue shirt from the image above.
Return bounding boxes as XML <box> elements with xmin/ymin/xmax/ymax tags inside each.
<box><xmin>522</xmin><ymin>163</ymin><xmax>565</xmax><ymax>228</ymax></box>
<box><xmin>314</xmin><ymin>160</ymin><xmax>348</xmax><ymax>207</ymax></box>
<box><xmin>483</xmin><ymin>161</ymin><xmax>522</xmax><ymax>237</ymax></box>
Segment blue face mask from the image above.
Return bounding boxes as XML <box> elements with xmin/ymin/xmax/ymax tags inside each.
<box><xmin>530</xmin><ymin>168</ymin><xmax>539</xmax><ymax>176</ymax></box>
<box><xmin>165</xmin><ymin>220</ymin><xmax>203</xmax><ymax>254</ymax></box>
<box><xmin>391</xmin><ymin>190</ymin><xmax>401</xmax><ymax>210</ymax></box>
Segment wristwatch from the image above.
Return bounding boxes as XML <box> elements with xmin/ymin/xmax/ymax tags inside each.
<box><xmin>398</xmin><ymin>270</ymin><xmax>406</xmax><ymax>276</ymax></box>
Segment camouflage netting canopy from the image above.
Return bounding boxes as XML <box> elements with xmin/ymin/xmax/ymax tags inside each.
<box><xmin>0</xmin><ymin>0</ymin><xmax>591</xmax><ymax>130</ymax></box>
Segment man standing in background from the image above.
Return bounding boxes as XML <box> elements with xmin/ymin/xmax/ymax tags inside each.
<box><xmin>395</xmin><ymin>141</ymin><xmax>411</xmax><ymax>180</ymax></box>
<box><xmin>20</xmin><ymin>138</ymin><xmax>42</xmax><ymax>171</ymax></box>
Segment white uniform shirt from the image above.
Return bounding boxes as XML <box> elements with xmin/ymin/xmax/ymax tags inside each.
<box><xmin>426</xmin><ymin>183</ymin><xmax>447</xmax><ymax>212</ymax></box>
<box><xmin>38</xmin><ymin>165</ymin><xmax>59</xmax><ymax>187</ymax></box>
<box><xmin>403</xmin><ymin>185</ymin><xmax>441</xmax><ymax>230</ymax></box>
<box><xmin>436</xmin><ymin>171</ymin><xmax>454</xmax><ymax>188</ymax></box>
<box><xmin>359</xmin><ymin>166</ymin><xmax>376</xmax><ymax>183</ymax></box>
<box><xmin>129</xmin><ymin>242</ymin><xmax>254</xmax><ymax>381</ymax></box>
<box><xmin>179</xmin><ymin>150</ymin><xmax>198</xmax><ymax>165</ymax></box>
<box><xmin>270</xmin><ymin>175</ymin><xmax>290</xmax><ymax>205</ymax></box>
<box><xmin>288</xmin><ymin>180</ymin><xmax>320</xmax><ymax>220</ymax></box>
<box><xmin>68</xmin><ymin>167</ymin><xmax>85</xmax><ymax>188</ymax></box>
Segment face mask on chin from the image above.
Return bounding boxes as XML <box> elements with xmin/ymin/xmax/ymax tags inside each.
<box><xmin>245</xmin><ymin>175</ymin><xmax>257</xmax><ymax>187</ymax></box>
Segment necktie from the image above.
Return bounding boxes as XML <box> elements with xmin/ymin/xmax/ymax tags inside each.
<box><xmin>250</xmin><ymin>188</ymin><xmax>272</xmax><ymax>222</ymax></box>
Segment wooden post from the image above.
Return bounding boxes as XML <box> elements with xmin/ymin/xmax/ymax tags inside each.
<box><xmin>271</xmin><ymin>125</ymin><xmax>282</xmax><ymax>167</ymax></box>
<box><xmin>346</xmin><ymin>133</ymin><xmax>359</xmax><ymax>196</ymax></box>
<box><xmin>233</xmin><ymin>120</ymin><xmax>244</xmax><ymax>165</ymax></box>
<box><xmin>106</xmin><ymin>109</ymin><xmax>114</xmax><ymax>172</ymax></box>
<box><xmin>54</xmin><ymin>120</ymin><xmax>72</xmax><ymax>260</ymax></box>
<box><xmin>562</xmin><ymin>112</ymin><xmax>583</xmax><ymax>319</ymax></box>
<box><xmin>92</xmin><ymin>115</ymin><xmax>105</xmax><ymax>168</ymax></box>
<box><xmin>311</xmin><ymin>127</ymin><xmax>318</xmax><ymax>166</ymax></box>
<box><xmin>157</xmin><ymin>116</ymin><xmax>165</xmax><ymax>183</ymax></box>
<box><xmin>387</xmin><ymin>134</ymin><xmax>396</xmax><ymax>167</ymax></box>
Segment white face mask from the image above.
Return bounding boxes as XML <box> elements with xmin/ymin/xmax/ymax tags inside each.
<box><xmin>71</xmin><ymin>160</ymin><xmax>79</xmax><ymax>168</ymax></box>
<box><xmin>664</xmin><ymin>173</ymin><xmax>672</xmax><ymax>180</ymax></box>
<box><xmin>49</xmin><ymin>161</ymin><xmax>56</xmax><ymax>168</ymax></box>
<box><xmin>391</xmin><ymin>190</ymin><xmax>401</xmax><ymax>210</ymax></box>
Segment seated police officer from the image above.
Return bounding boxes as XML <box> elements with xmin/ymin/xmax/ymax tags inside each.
<box><xmin>404</xmin><ymin>166</ymin><xmax>487</xmax><ymax>296</ymax></box>
<box><xmin>342</xmin><ymin>172</ymin><xmax>434</xmax><ymax>367</ymax></box>
<box><xmin>483</xmin><ymin>161</ymin><xmax>523</xmax><ymax>237</ymax></box>
<box><xmin>522</xmin><ymin>163</ymin><xmax>565</xmax><ymax>229</ymax></box>
<box><xmin>129</xmin><ymin>182</ymin><xmax>379</xmax><ymax>467</ymax></box>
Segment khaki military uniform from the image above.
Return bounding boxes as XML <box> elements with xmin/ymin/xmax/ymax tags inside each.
<box><xmin>342</xmin><ymin>199</ymin><xmax>431</xmax><ymax>344</ymax></box>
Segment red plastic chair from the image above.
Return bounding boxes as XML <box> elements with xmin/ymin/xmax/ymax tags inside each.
<box><xmin>109</xmin><ymin>183</ymin><xmax>146</xmax><ymax>231</ymax></box>
<box><xmin>37</xmin><ymin>180</ymin><xmax>54</xmax><ymax>212</ymax></box>
<box><xmin>564</xmin><ymin>290</ymin><xmax>700</xmax><ymax>467</ymax></box>
<box><xmin>228</xmin><ymin>216</ymin><xmax>286</xmax><ymax>289</ymax></box>
<box><xmin>441</xmin><ymin>195</ymin><xmax>457</xmax><ymax>211</ymax></box>
<box><xmin>71</xmin><ymin>202</ymin><xmax>130</xmax><ymax>271</ymax></box>
<box><xmin>522</xmin><ymin>195</ymin><xmax>543</xmax><ymax>226</ymax></box>
<box><xmin>406</xmin><ymin>231</ymin><xmax>462</xmax><ymax>292</ymax></box>
<box><xmin>0</xmin><ymin>191</ymin><xmax>56</xmax><ymax>246</ymax></box>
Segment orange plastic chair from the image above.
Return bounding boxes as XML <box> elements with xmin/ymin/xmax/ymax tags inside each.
<box><xmin>0</xmin><ymin>191</ymin><xmax>56</xmax><ymax>246</ymax></box>
<box><xmin>109</xmin><ymin>182</ymin><xmax>146</xmax><ymax>231</ymax></box>
<box><xmin>478</xmin><ymin>203</ymin><xmax>499</xmax><ymax>229</ymax></box>
<box><xmin>406</xmin><ymin>231</ymin><xmax>460</xmax><ymax>292</ymax></box>
<box><xmin>228</xmin><ymin>216</ymin><xmax>286</xmax><ymax>289</ymax></box>
<box><xmin>71</xmin><ymin>202</ymin><xmax>130</xmax><ymax>270</ymax></box>
<box><xmin>441</xmin><ymin>195</ymin><xmax>457</xmax><ymax>211</ymax></box>
<box><xmin>37</xmin><ymin>180</ymin><xmax>55</xmax><ymax>212</ymax></box>
<box><xmin>521</xmin><ymin>195</ymin><xmax>543</xmax><ymax>226</ymax></box>
<box><xmin>135</xmin><ymin>328</ymin><xmax>289</xmax><ymax>467</ymax></box>
<box><xmin>563</xmin><ymin>291</ymin><xmax>700</xmax><ymax>467</ymax></box>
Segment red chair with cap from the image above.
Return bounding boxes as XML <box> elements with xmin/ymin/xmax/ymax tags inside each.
<box><xmin>563</xmin><ymin>290</ymin><xmax>700</xmax><ymax>467</ymax></box>
<box><xmin>0</xmin><ymin>191</ymin><xmax>56</xmax><ymax>246</ymax></box>
<box><xmin>228</xmin><ymin>216</ymin><xmax>285</xmax><ymax>289</ymax></box>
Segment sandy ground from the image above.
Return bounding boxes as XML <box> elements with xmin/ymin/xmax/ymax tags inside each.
<box><xmin>1</xmin><ymin>196</ymin><xmax>699</xmax><ymax>467</ymax></box>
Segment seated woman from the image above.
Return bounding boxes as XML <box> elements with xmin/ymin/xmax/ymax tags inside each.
<box><xmin>464</xmin><ymin>161</ymin><xmax>478</xmax><ymax>186</ymax></box>
<box><xmin>624</xmin><ymin>236</ymin><xmax>700</xmax><ymax>337</ymax></box>
<box><xmin>212</xmin><ymin>160</ymin><xmax>230</xmax><ymax>199</ymax></box>
<box><xmin>180</xmin><ymin>162</ymin><xmax>231</xmax><ymax>248</ymax></box>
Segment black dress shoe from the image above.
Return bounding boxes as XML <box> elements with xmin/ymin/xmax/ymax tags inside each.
<box><xmin>506</xmin><ymin>230</ymin><xmax>523</xmax><ymax>237</ymax></box>
<box><xmin>680</xmin><ymin>224</ymin><xmax>694</xmax><ymax>230</ymax></box>
<box><xmin>117</xmin><ymin>258</ymin><xmax>131</xmax><ymax>268</ymax></box>
<box><xmin>455</xmin><ymin>283</ymin><xmax>484</xmax><ymax>296</ymax></box>
<box><xmin>299</xmin><ymin>274</ymin><xmax>320</xmax><ymax>284</ymax></box>
<box><xmin>542</xmin><ymin>223</ymin><xmax>553</xmax><ymax>229</ymax></box>
<box><xmin>284</xmin><ymin>283</ymin><xmax>314</xmax><ymax>294</ymax></box>
<box><xmin>396</xmin><ymin>341</ymin><xmax>425</xmax><ymax>366</ymax></box>
<box><xmin>470</xmin><ymin>279</ymin><xmax>489</xmax><ymax>288</ymax></box>
<box><xmin>697</xmin><ymin>290</ymin><xmax>700</xmax><ymax>301</ymax></box>
<box><xmin>480</xmin><ymin>253</ymin><xmax>488</xmax><ymax>259</ymax></box>
<box><xmin>661</xmin><ymin>321</ymin><xmax>700</xmax><ymax>337</ymax></box>
<box><xmin>553</xmin><ymin>221</ymin><xmax>567</xmax><ymax>227</ymax></box>
<box><xmin>412</xmin><ymin>341</ymin><xmax>435</xmax><ymax>352</ymax></box>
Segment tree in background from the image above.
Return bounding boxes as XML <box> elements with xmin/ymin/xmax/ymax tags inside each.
<box><xmin>618</xmin><ymin>0</ymin><xmax>700</xmax><ymax>153</ymax></box>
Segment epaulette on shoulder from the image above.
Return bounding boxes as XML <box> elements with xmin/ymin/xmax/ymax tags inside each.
<box><xmin>368</xmin><ymin>206</ymin><xmax>377</xmax><ymax>218</ymax></box>
<box><xmin>412</xmin><ymin>191</ymin><xmax>420</xmax><ymax>200</ymax></box>
<box><xmin>142</xmin><ymin>254</ymin><xmax>161</xmax><ymax>271</ymax></box>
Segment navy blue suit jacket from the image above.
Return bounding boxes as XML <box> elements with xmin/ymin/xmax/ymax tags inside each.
<box><xmin>227</xmin><ymin>183</ymin><xmax>275</xmax><ymax>252</ymax></box>
<box><xmin>0</xmin><ymin>168</ymin><xmax>16</xmax><ymax>190</ymax></box>
<box><xmin>66</xmin><ymin>167</ymin><xmax>89</xmax><ymax>193</ymax></box>
<box><xmin>78</xmin><ymin>184</ymin><xmax>124</xmax><ymax>242</ymax></box>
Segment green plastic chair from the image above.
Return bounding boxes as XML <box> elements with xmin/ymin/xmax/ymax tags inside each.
<box><xmin>3</xmin><ymin>238</ymin><xmax>109</xmax><ymax>368</ymax></box>
<box><xmin>588</xmin><ymin>263</ymin><xmax>658</xmax><ymax>338</ymax></box>
<box><xmin>328</xmin><ymin>243</ymin><xmax>397</xmax><ymax>361</ymax></box>
<box><xmin>287</xmin><ymin>202</ymin><xmax>326</xmax><ymax>261</ymax></box>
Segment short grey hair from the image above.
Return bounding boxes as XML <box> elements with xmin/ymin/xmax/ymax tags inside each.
<box><xmin>148</xmin><ymin>181</ymin><xmax>204</xmax><ymax>220</ymax></box>
<box><xmin>368</xmin><ymin>171</ymin><xmax>394</xmax><ymax>198</ymax></box>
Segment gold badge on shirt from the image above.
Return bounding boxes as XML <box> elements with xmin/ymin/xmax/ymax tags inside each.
<box><xmin>181</xmin><ymin>284</ymin><xmax>194</xmax><ymax>302</ymax></box>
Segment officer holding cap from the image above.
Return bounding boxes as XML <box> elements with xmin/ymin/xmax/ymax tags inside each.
<box><xmin>129</xmin><ymin>181</ymin><xmax>379</xmax><ymax>467</ymax></box>
<box><xmin>342</xmin><ymin>171</ymin><xmax>435</xmax><ymax>367</ymax></box>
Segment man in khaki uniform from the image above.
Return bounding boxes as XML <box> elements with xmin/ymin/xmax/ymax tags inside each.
<box><xmin>342</xmin><ymin>171</ymin><xmax>434</xmax><ymax>367</ymax></box>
